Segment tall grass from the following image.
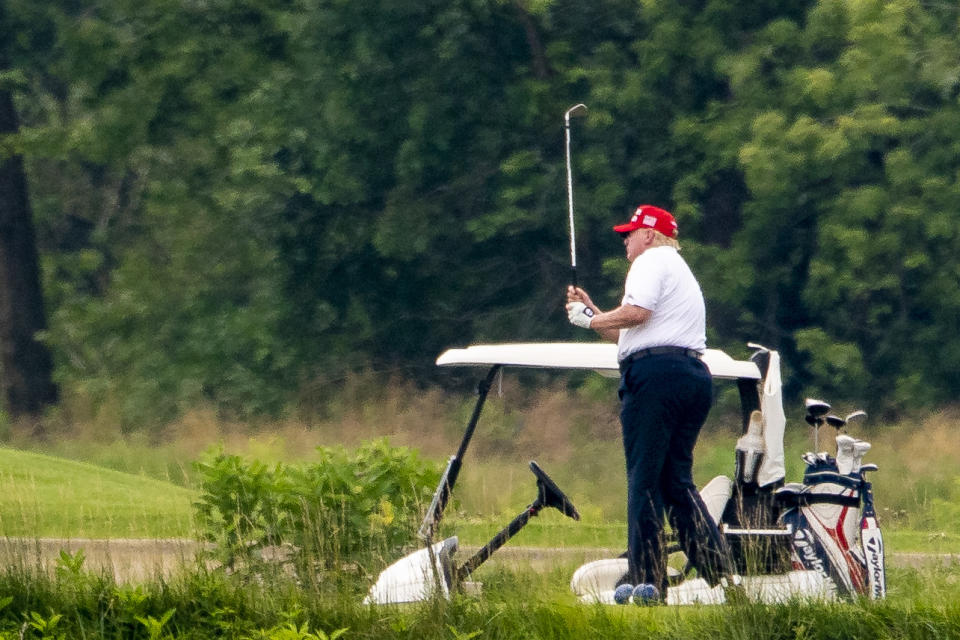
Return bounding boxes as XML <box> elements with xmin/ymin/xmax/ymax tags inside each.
<box><xmin>0</xmin><ymin>549</ymin><xmax>957</xmax><ymax>639</ymax></box>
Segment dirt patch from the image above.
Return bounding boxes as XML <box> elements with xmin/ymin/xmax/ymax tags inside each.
<box><xmin>0</xmin><ymin>538</ymin><xmax>208</xmax><ymax>582</ymax></box>
<box><xmin>1</xmin><ymin>539</ymin><xmax>955</xmax><ymax>583</ymax></box>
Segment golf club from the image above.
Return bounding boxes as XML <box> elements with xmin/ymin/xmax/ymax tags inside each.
<box><xmin>804</xmin><ymin>398</ymin><xmax>831</xmax><ymax>452</ymax></box>
<box><xmin>564</xmin><ymin>103</ymin><xmax>588</xmax><ymax>287</ymax></box>
<box><xmin>845</xmin><ymin>410</ymin><xmax>867</xmax><ymax>426</ymax></box>
<box><xmin>835</xmin><ymin>434</ymin><xmax>857</xmax><ymax>475</ymax></box>
<box><xmin>834</xmin><ymin>409</ymin><xmax>866</xmax><ymax>473</ymax></box>
<box><xmin>851</xmin><ymin>441</ymin><xmax>872</xmax><ymax>474</ymax></box>
<box><xmin>825</xmin><ymin>415</ymin><xmax>846</xmax><ymax>431</ymax></box>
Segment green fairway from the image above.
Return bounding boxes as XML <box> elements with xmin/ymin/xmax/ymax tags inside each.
<box><xmin>0</xmin><ymin>447</ymin><xmax>196</xmax><ymax>538</ymax></box>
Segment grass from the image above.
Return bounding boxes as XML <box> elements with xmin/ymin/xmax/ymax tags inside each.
<box><xmin>0</xmin><ymin>378</ymin><xmax>957</xmax><ymax>551</ymax></box>
<box><xmin>0</xmin><ymin>435</ymin><xmax>954</xmax><ymax>562</ymax></box>
<box><xmin>0</xmin><ymin>553</ymin><xmax>957</xmax><ymax>639</ymax></box>
<box><xmin>0</xmin><ymin>380</ymin><xmax>957</xmax><ymax>638</ymax></box>
<box><xmin>0</xmin><ymin>447</ymin><xmax>195</xmax><ymax>538</ymax></box>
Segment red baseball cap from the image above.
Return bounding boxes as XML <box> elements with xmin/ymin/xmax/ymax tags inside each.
<box><xmin>612</xmin><ymin>205</ymin><xmax>678</xmax><ymax>238</ymax></box>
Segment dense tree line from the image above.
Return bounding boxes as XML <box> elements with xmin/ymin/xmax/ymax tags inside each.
<box><xmin>1</xmin><ymin>0</ymin><xmax>958</xmax><ymax>427</ymax></box>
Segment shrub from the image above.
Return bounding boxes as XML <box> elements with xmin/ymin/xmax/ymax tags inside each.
<box><xmin>193</xmin><ymin>438</ymin><xmax>440</xmax><ymax>571</ymax></box>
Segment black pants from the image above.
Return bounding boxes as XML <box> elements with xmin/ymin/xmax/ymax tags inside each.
<box><xmin>618</xmin><ymin>353</ymin><xmax>732</xmax><ymax>592</ymax></box>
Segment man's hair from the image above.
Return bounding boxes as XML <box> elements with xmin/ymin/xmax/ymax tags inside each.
<box><xmin>650</xmin><ymin>230</ymin><xmax>680</xmax><ymax>250</ymax></box>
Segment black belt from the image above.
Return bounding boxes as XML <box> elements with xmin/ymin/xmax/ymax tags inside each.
<box><xmin>619</xmin><ymin>346</ymin><xmax>702</xmax><ymax>371</ymax></box>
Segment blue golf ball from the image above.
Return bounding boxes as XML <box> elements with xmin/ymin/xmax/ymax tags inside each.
<box><xmin>613</xmin><ymin>584</ymin><xmax>634</xmax><ymax>604</ymax></box>
<box><xmin>632</xmin><ymin>583</ymin><xmax>660</xmax><ymax>605</ymax></box>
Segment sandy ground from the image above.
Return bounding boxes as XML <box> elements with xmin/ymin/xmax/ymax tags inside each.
<box><xmin>0</xmin><ymin>539</ymin><xmax>956</xmax><ymax>583</ymax></box>
<box><xmin>0</xmin><ymin>538</ymin><xmax>209</xmax><ymax>582</ymax></box>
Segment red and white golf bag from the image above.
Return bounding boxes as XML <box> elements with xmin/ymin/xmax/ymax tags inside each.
<box><xmin>776</xmin><ymin>452</ymin><xmax>886</xmax><ymax>599</ymax></box>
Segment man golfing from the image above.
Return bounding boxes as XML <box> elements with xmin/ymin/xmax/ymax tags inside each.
<box><xmin>566</xmin><ymin>205</ymin><xmax>732</xmax><ymax>599</ymax></box>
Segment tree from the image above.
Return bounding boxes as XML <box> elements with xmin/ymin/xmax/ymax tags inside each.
<box><xmin>0</xmin><ymin>44</ymin><xmax>58</xmax><ymax>417</ymax></box>
<box><xmin>8</xmin><ymin>0</ymin><xmax>960</xmax><ymax>426</ymax></box>
<box><xmin>671</xmin><ymin>0</ymin><xmax>960</xmax><ymax>411</ymax></box>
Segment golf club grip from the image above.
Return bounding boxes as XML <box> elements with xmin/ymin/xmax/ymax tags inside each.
<box><xmin>570</xmin><ymin>266</ymin><xmax>577</xmax><ymax>288</ymax></box>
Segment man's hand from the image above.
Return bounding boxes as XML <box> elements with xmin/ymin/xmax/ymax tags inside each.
<box><xmin>567</xmin><ymin>285</ymin><xmax>596</xmax><ymax>310</ymax></box>
<box><xmin>566</xmin><ymin>301</ymin><xmax>595</xmax><ymax>329</ymax></box>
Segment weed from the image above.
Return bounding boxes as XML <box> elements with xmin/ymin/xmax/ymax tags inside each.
<box><xmin>134</xmin><ymin>608</ymin><xmax>175</xmax><ymax>640</ymax></box>
<box><xmin>53</xmin><ymin>550</ymin><xmax>85</xmax><ymax>581</ymax></box>
<box><xmin>26</xmin><ymin>610</ymin><xmax>64</xmax><ymax>639</ymax></box>
<box><xmin>192</xmin><ymin>439</ymin><xmax>440</xmax><ymax>573</ymax></box>
<box><xmin>244</xmin><ymin>622</ymin><xmax>348</xmax><ymax>640</ymax></box>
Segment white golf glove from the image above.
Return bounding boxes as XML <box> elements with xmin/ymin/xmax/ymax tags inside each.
<box><xmin>567</xmin><ymin>302</ymin><xmax>595</xmax><ymax>329</ymax></box>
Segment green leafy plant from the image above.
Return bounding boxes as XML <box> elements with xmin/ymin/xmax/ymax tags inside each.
<box><xmin>53</xmin><ymin>550</ymin><xmax>85</xmax><ymax>581</ymax></box>
<box><xmin>111</xmin><ymin>585</ymin><xmax>150</xmax><ymax>627</ymax></box>
<box><xmin>193</xmin><ymin>439</ymin><xmax>440</xmax><ymax>570</ymax></box>
<box><xmin>245</xmin><ymin>622</ymin><xmax>347</xmax><ymax>640</ymax></box>
<box><xmin>134</xmin><ymin>609</ymin><xmax>176</xmax><ymax>640</ymax></box>
<box><xmin>26</xmin><ymin>610</ymin><xmax>64</xmax><ymax>639</ymax></box>
<box><xmin>447</xmin><ymin>625</ymin><xmax>483</xmax><ymax>640</ymax></box>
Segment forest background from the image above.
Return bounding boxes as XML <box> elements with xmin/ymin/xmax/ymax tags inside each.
<box><xmin>2</xmin><ymin>0</ymin><xmax>960</xmax><ymax>431</ymax></box>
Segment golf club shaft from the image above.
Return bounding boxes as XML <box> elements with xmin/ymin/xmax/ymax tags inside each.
<box><xmin>564</xmin><ymin>104</ymin><xmax>586</xmax><ymax>287</ymax></box>
<box><xmin>565</xmin><ymin>117</ymin><xmax>577</xmax><ymax>287</ymax></box>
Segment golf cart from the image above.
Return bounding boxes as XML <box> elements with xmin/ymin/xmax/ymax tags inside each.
<box><xmin>364</xmin><ymin>342</ymin><xmax>884</xmax><ymax>605</ymax></box>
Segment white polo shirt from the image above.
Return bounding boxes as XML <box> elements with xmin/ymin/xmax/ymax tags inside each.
<box><xmin>617</xmin><ymin>245</ymin><xmax>706</xmax><ymax>362</ymax></box>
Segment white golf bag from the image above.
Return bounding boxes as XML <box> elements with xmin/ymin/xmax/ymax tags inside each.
<box><xmin>776</xmin><ymin>448</ymin><xmax>886</xmax><ymax>599</ymax></box>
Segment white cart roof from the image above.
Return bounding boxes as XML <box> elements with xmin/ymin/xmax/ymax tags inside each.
<box><xmin>436</xmin><ymin>342</ymin><xmax>760</xmax><ymax>380</ymax></box>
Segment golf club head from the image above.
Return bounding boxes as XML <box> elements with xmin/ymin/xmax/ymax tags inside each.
<box><xmin>529</xmin><ymin>461</ymin><xmax>580</xmax><ymax>521</ymax></box>
<box><xmin>845</xmin><ymin>410</ymin><xmax>867</xmax><ymax>424</ymax></box>
<box><xmin>804</xmin><ymin>398</ymin><xmax>831</xmax><ymax>418</ymax></box>
<box><xmin>804</xmin><ymin>414</ymin><xmax>821</xmax><ymax>427</ymax></box>
<box><xmin>825</xmin><ymin>414</ymin><xmax>846</xmax><ymax>430</ymax></box>
<box><xmin>564</xmin><ymin>103</ymin><xmax>588</xmax><ymax>122</ymax></box>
